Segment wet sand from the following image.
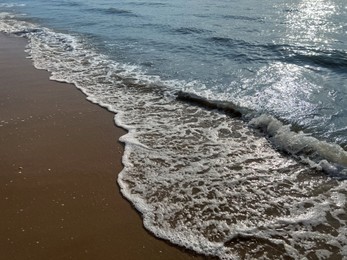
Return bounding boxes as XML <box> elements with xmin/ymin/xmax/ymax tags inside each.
<box><xmin>0</xmin><ymin>33</ymin><xmax>204</xmax><ymax>260</ymax></box>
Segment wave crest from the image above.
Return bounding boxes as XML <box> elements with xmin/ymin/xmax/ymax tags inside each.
<box><xmin>249</xmin><ymin>114</ymin><xmax>347</xmax><ymax>175</ymax></box>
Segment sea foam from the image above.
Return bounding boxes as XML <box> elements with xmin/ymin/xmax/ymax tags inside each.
<box><xmin>249</xmin><ymin>114</ymin><xmax>347</xmax><ymax>175</ymax></box>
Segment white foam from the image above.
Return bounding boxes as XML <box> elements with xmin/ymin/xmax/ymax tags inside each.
<box><xmin>0</xmin><ymin>3</ymin><xmax>26</xmax><ymax>8</ymax></box>
<box><xmin>0</xmin><ymin>12</ymin><xmax>15</xmax><ymax>21</ymax></box>
<box><xmin>249</xmin><ymin>114</ymin><xmax>347</xmax><ymax>170</ymax></box>
<box><xmin>1</xmin><ymin>15</ymin><xmax>346</xmax><ymax>259</ymax></box>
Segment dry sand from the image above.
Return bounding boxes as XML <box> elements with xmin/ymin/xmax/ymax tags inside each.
<box><xmin>0</xmin><ymin>33</ymin><xmax>204</xmax><ymax>260</ymax></box>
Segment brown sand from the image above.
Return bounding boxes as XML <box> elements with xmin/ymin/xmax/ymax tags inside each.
<box><xmin>0</xmin><ymin>34</ymin><xmax>204</xmax><ymax>260</ymax></box>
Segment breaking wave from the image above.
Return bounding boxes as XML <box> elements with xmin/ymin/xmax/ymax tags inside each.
<box><xmin>176</xmin><ymin>91</ymin><xmax>347</xmax><ymax>176</ymax></box>
<box><xmin>249</xmin><ymin>114</ymin><xmax>347</xmax><ymax>176</ymax></box>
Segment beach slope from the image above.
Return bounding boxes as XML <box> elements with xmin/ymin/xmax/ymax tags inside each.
<box><xmin>0</xmin><ymin>34</ymin><xmax>202</xmax><ymax>260</ymax></box>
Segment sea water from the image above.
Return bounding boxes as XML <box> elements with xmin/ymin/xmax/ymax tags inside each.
<box><xmin>0</xmin><ymin>0</ymin><xmax>346</xmax><ymax>258</ymax></box>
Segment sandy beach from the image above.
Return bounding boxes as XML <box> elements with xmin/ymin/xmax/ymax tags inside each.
<box><xmin>0</xmin><ymin>33</ymin><xmax>204</xmax><ymax>260</ymax></box>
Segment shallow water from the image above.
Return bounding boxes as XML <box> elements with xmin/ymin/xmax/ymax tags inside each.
<box><xmin>1</xmin><ymin>0</ymin><xmax>347</xmax><ymax>258</ymax></box>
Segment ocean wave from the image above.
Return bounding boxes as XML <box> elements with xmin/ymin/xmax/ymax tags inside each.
<box><xmin>85</xmin><ymin>7</ymin><xmax>138</xmax><ymax>17</ymax></box>
<box><xmin>1</xmin><ymin>14</ymin><xmax>347</xmax><ymax>259</ymax></box>
<box><xmin>176</xmin><ymin>91</ymin><xmax>242</xmax><ymax>118</ymax></box>
<box><xmin>208</xmin><ymin>36</ymin><xmax>249</xmax><ymax>47</ymax></box>
<box><xmin>53</xmin><ymin>1</ymin><xmax>82</xmax><ymax>7</ymax></box>
<box><xmin>221</xmin><ymin>14</ymin><xmax>264</xmax><ymax>22</ymax></box>
<box><xmin>127</xmin><ymin>1</ymin><xmax>168</xmax><ymax>7</ymax></box>
<box><xmin>177</xmin><ymin>91</ymin><xmax>347</xmax><ymax>176</ymax></box>
<box><xmin>207</xmin><ymin>36</ymin><xmax>347</xmax><ymax>70</ymax></box>
<box><xmin>172</xmin><ymin>27</ymin><xmax>211</xmax><ymax>35</ymax></box>
<box><xmin>0</xmin><ymin>3</ymin><xmax>26</xmax><ymax>8</ymax></box>
<box><xmin>249</xmin><ymin>114</ymin><xmax>347</xmax><ymax>176</ymax></box>
<box><xmin>289</xmin><ymin>49</ymin><xmax>347</xmax><ymax>70</ymax></box>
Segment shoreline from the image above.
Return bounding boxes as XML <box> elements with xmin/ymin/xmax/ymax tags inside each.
<box><xmin>0</xmin><ymin>33</ymin><xmax>204</xmax><ymax>259</ymax></box>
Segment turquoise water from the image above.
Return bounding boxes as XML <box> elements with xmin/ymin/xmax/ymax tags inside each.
<box><xmin>1</xmin><ymin>1</ymin><xmax>347</xmax><ymax>259</ymax></box>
